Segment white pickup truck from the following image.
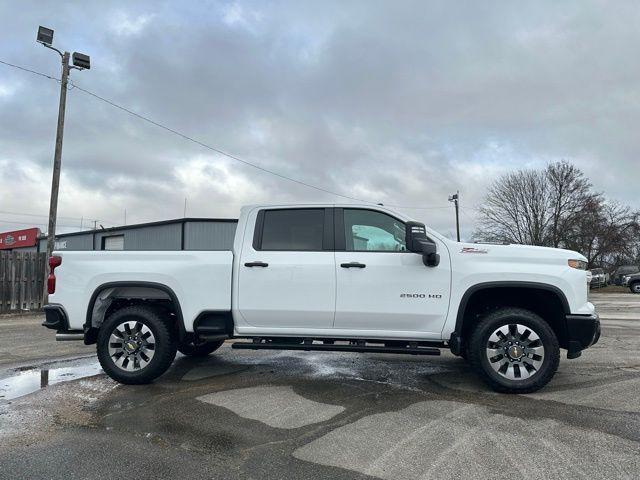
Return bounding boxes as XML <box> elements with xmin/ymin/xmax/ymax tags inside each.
<box><xmin>43</xmin><ymin>203</ymin><xmax>600</xmax><ymax>393</ymax></box>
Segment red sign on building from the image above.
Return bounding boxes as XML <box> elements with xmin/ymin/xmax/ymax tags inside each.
<box><xmin>0</xmin><ymin>228</ymin><xmax>41</xmax><ymax>250</ymax></box>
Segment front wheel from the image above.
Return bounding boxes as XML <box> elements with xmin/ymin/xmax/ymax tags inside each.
<box><xmin>468</xmin><ymin>308</ymin><xmax>560</xmax><ymax>394</ymax></box>
<box><xmin>630</xmin><ymin>282</ymin><xmax>640</xmax><ymax>294</ymax></box>
<box><xmin>97</xmin><ymin>306</ymin><xmax>177</xmax><ymax>385</ymax></box>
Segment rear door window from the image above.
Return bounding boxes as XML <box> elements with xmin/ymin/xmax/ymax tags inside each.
<box><xmin>258</xmin><ymin>209</ymin><xmax>325</xmax><ymax>251</ymax></box>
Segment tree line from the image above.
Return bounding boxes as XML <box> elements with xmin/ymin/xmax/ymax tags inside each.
<box><xmin>474</xmin><ymin>161</ymin><xmax>640</xmax><ymax>269</ymax></box>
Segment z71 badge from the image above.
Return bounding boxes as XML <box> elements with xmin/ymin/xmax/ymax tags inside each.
<box><xmin>461</xmin><ymin>247</ymin><xmax>488</xmax><ymax>254</ymax></box>
<box><xmin>400</xmin><ymin>293</ymin><xmax>442</xmax><ymax>299</ymax></box>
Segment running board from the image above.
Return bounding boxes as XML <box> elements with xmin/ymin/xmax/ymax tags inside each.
<box><xmin>231</xmin><ymin>341</ymin><xmax>441</xmax><ymax>356</ymax></box>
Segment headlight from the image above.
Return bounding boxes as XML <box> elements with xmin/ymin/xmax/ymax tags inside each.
<box><xmin>568</xmin><ymin>259</ymin><xmax>588</xmax><ymax>270</ymax></box>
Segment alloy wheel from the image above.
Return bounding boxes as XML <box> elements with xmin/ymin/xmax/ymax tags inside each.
<box><xmin>485</xmin><ymin>323</ymin><xmax>545</xmax><ymax>380</ymax></box>
<box><xmin>107</xmin><ymin>320</ymin><xmax>156</xmax><ymax>371</ymax></box>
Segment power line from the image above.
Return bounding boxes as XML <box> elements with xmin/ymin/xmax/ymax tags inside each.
<box><xmin>0</xmin><ymin>218</ymin><xmax>90</xmax><ymax>229</ymax></box>
<box><xmin>0</xmin><ymin>208</ymin><xmax>115</xmax><ymax>225</ymax></box>
<box><xmin>74</xmin><ymin>84</ymin><xmax>459</xmax><ymax>211</ymax></box>
<box><xmin>459</xmin><ymin>205</ymin><xmax>481</xmax><ymax>214</ymax></box>
<box><xmin>70</xmin><ymin>83</ymin><xmax>367</xmax><ymax>204</ymax></box>
<box><xmin>0</xmin><ymin>59</ymin><xmax>59</xmax><ymax>81</ymax></box>
<box><xmin>2</xmin><ymin>58</ymin><xmax>451</xmax><ymax>211</ymax></box>
<box><xmin>382</xmin><ymin>204</ymin><xmax>452</xmax><ymax>210</ymax></box>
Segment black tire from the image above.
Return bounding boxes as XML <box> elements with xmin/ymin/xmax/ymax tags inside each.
<box><xmin>178</xmin><ymin>339</ymin><xmax>224</xmax><ymax>357</ymax></box>
<box><xmin>468</xmin><ymin>307</ymin><xmax>560</xmax><ymax>394</ymax></box>
<box><xmin>97</xmin><ymin>306</ymin><xmax>177</xmax><ymax>385</ymax></box>
<box><xmin>630</xmin><ymin>282</ymin><xmax>640</xmax><ymax>294</ymax></box>
<box><xmin>460</xmin><ymin>346</ymin><xmax>469</xmax><ymax>361</ymax></box>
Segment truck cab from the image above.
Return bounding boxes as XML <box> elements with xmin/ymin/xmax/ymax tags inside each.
<box><xmin>43</xmin><ymin>203</ymin><xmax>600</xmax><ymax>393</ymax></box>
<box><xmin>233</xmin><ymin>205</ymin><xmax>449</xmax><ymax>337</ymax></box>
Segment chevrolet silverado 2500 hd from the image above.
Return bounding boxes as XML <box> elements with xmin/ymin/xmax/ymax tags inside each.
<box><xmin>43</xmin><ymin>204</ymin><xmax>600</xmax><ymax>393</ymax></box>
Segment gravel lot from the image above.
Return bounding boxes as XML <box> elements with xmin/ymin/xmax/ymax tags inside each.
<box><xmin>0</xmin><ymin>292</ymin><xmax>638</xmax><ymax>479</ymax></box>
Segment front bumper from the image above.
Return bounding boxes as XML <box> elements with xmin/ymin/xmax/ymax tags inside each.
<box><xmin>565</xmin><ymin>312</ymin><xmax>600</xmax><ymax>359</ymax></box>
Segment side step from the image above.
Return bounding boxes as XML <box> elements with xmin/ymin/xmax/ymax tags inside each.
<box><xmin>193</xmin><ymin>312</ymin><xmax>233</xmax><ymax>341</ymax></box>
<box><xmin>232</xmin><ymin>340</ymin><xmax>441</xmax><ymax>356</ymax></box>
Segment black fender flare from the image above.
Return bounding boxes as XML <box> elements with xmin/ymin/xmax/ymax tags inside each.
<box><xmin>449</xmin><ymin>281</ymin><xmax>571</xmax><ymax>355</ymax></box>
<box><xmin>84</xmin><ymin>281</ymin><xmax>186</xmax><ymax>344</ymax></box>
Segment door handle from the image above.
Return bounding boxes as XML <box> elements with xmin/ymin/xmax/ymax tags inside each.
<box><xmin>340</xmin><ymin>262</ymin><xmax>366</xmax><ymax>268</ymax></box>
<box><xmin>244</xmin><ymin>261</ymin><xmax>269</xmax><ymax>267</ymax></box>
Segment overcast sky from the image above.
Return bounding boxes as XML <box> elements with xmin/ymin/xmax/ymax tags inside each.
<box><xmin>1</xmin><ymin>1</ymin><xmax>638</xmax><ymax>240</ymax></box>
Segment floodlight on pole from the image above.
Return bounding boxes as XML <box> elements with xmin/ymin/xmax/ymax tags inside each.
<box><xmin>37</xmin><ymin>26</ymin><xmax>54</xmax><ymax>45</ymax></box>
<box><xmin>72</xmin><ymin>52</ymin><xmax>90</xmax><ymax>70</ymax></box>
<box><xmin>36</xmin><ymin>25</ymin><xmax>89</xmax><ymax>301</ymax></box>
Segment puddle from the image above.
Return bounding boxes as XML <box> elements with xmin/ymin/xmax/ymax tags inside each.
<box><xmin>0</xmin><ymin>362</ymin><xmax>103</xmax><ymax>401</ymax></box>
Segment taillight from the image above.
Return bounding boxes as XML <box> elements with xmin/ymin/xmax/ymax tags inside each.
<box><xmin>48</xmin><ymin>255</ymin><xmax>62</xmax><ymax>294</ymax></box>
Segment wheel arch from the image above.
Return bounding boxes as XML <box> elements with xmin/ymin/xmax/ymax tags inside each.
<box><xmin>84</xmin><ymin>281</ymin><xmax>186</xmax><ymax>345</ymax></box>
<box><xmin>452</xmin><ymin>281</ymin><xmax>571</xmax><ymax>353</ymax></box>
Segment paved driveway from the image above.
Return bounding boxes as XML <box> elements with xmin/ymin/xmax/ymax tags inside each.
<box><xmin>1</xmin><ymin>293</ymin><xmax>639</xmax><ymax>479</ymax></box>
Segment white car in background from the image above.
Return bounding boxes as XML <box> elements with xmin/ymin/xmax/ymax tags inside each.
<box><xmin>588</xmin><ymin>268</ymin><xmax>606</xmax><ymax>288</ymax></box>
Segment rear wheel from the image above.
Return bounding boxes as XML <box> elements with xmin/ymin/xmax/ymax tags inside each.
<box><xmin>630</xmin><ymin>282</ymin><xmax>640</xmax><ymax>294</ymax></box>
<box><xmin>468</xmin><ymin>307</ymin><xmax>559</xmax><ymax>393</ymax></box>
<box><xmin>97</xmin><ymin>306</ymin><xmax>177</xmax><ymax>385</ymax></box>
<box><xmin>178</xmin><ymin>339</ymin><xmax>224</xmax><ymax>357</ymax></box>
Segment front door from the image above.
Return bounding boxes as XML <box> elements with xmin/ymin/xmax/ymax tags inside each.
<box><xmin>333</xmin><ymin>208</ymin><xmax>450</xmax><ymax>336</ymax></box>
<box><xmin>238</xmin><ymin>207</ymin><xmax>336</xmax><ymax>329</ymax></box>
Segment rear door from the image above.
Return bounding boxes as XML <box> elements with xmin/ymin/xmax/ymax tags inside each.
<box><xmin>237</xmin><ymin>207</ymin><xmax>336</xmax><ymax>328</ymax></box>
<box><xmin>333</xmin><ymin>208</ymin><xmax>450</xmax><ymax>336</ymax></box>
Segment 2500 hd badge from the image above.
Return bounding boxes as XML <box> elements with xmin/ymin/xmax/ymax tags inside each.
<box><xmin>400</xmin><ymin>293</ymin><xmax>442</xmax><ymax>299</ymax></box>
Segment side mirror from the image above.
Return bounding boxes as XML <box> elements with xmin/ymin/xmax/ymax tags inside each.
<box><xmin>405</xmin><ymin>221</ymin><xmax>440</xmax><ymax>267</ymax></box>
<box><xmin>420</xmin><ymin>241</ymin><xmax>440</xmax><ymax>267</ymax></box>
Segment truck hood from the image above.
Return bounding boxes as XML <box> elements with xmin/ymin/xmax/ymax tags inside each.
<box><xmin>456</xmin><ymin>242</ymin><xmax>587</xmax><ymax>262</ymax></box>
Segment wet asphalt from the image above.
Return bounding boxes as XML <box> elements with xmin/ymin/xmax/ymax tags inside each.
<box><xmin>0</xmin><ymin>292</ymin><xmax>639</xmax><ymax>479</ymax></box>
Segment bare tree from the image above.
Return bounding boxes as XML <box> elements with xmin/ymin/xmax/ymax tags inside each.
<box><xmin>563</xmin><ymin>199</ymin><xmax>640</xmax><ymax>267</ymax></box>
<box><xmin>475</xmin><ymin>168</ymin><xmax>550</xmax><ymax>245</ymax></box>
<box><xmin>474</xmin><ymin>161</ymin><xmax>639</xmax><ymax>268</ymax></box>
<box><xmin>545</xmin><ymin>162</ymin><xmax>597</xmax><ymax>248</ymax></box>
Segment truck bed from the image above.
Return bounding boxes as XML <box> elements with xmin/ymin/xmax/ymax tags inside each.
<box><xmin>49</xmin><ymin>250</ymin><xmax>233</xmax><ymax>332</ymax></box>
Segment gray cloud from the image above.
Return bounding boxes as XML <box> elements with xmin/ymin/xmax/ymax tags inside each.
<box><xmin>1</xmin><ymin>0</ymin><xmax>638</xmax><ymax>239</ymax></box>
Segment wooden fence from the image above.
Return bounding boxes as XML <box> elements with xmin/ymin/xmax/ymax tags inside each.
<box><xmin>0</xmin><ymin>251</ymin><xmax>47</xmax><ymax>312</ymax></box>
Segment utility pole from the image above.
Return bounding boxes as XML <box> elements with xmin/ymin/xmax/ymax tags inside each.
<box><xmin>45</xmin><ymin>50</ymin><xmax>70</xmax><ymax>260</ymax></box>
<box><xmin>448</xmin><ymin>191</ymin><xmax>460</xmax><ymax>242</ymax></box>
<box><xmin>36</xmin><ymin>26</ymin><xmax>90</xmax><ymax>261</ymax></box>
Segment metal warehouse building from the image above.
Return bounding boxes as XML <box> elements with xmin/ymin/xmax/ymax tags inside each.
<box><xmin>0</xmin><ymin>218</ymin><xmax>238</xmax><ymax>253</ymax></box>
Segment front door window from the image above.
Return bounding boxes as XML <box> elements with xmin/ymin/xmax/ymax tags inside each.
<box><xmin>343</xmin><ymin>209</ymin><xmax>406</xmax><ymax>252</ymax></box>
